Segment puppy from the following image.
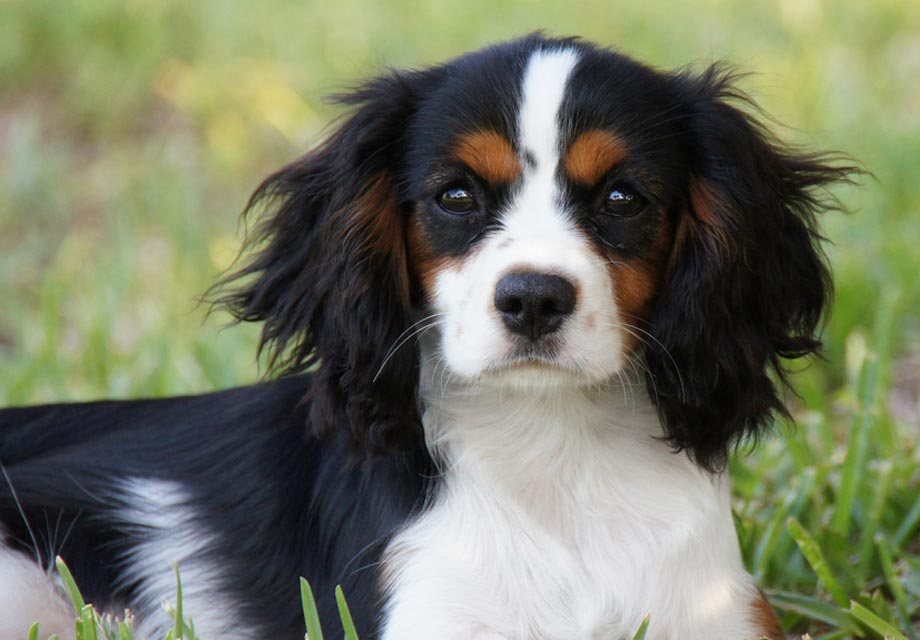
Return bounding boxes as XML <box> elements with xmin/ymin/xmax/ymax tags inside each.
<box><xmin>0</xmin><ymin>35</ymin><xmax>852</xmax><ymax>639</ymax></box>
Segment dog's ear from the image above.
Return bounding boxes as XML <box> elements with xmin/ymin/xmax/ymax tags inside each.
<box><xmin>646</xmin><ymin>66</ymin><xmax>857</xmax><ymax>471</ymax></box>
<box><xmin>215</xmin><ymin>71</ymin><xmax>435</xmax><ymax>454</ymax></box>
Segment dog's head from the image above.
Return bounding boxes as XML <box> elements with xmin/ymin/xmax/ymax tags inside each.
<box><xmin>217</xmin><ymin>35</ymin><xmax>853</xmax><ymax>470</ymax></box>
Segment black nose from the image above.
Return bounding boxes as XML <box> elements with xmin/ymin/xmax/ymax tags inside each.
<box><xmin>494</xmin><ymin>272</ymin><xmax>577</xmax><ymax>340</ymax></box>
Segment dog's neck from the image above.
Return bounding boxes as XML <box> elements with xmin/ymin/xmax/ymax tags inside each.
<box><xmin>417</xmin><ymin>351</ymin><xmax>722</xmax><ymax>533</ymax></box>
<box><xmin>391</xmin><ymin>351</ymin><xmax>758</xmax><ymax>640</ymax></box>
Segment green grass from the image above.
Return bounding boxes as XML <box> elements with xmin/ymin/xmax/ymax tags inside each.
<box><xmin>26</xmin><ymin>558</ymin><xmax>201</xmax><ymax>640</ymax></box>
<box><xmin>1</xmin><ymin>0</ymin><xmax>918</xmax><ymax>638</ymax></box>
<box><xmin>29</xmin><ymin>559</ymin><xmax>362</xmax><ymax>640</ymax></box>
<box><xmin>33</xmin><ymin>559</ymin><xmax>650</xmax><ymax>640</ymax></box>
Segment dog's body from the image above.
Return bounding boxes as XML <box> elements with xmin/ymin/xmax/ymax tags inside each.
<box><xmin>1</xmin><ymin>35</ymin><xmax>851</xmax><ymax>639</ymax></box>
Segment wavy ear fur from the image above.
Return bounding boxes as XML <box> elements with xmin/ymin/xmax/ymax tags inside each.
<box><xmin>647</xmin><ymin>66</ymin><xmax>858</xmax><ymax>471</ymax></box>
<box><xmin>215</xmin><ymin>71</ymin><xmax>435</xmax><ymax>454</ymax></box>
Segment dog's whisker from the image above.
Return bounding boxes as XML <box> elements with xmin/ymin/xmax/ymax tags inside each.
<box><xmin>373</xmin><ymin>315</ymin><xmax>446</xmax><ymax>383</ymax></box>
<box><xmin>604</xmin><ymin>320</ymin><xmax>687</xmax><ymax>403</ymax></box>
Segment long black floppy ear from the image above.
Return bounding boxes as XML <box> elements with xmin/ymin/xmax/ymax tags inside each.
<box><xmin>215</xmin><ymin>70</ymin><xmax>435</xmax><ymax>454</ymax></box>
<box><xmin>646</xmin><ymin>66</ymin><xmax>857</xmax><ymax>471</ymax></box>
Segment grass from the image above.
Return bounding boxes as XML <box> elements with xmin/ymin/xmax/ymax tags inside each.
<box><xmin>28</xmin><ymin>559</ymin><xmax>360</xmax><ymax>640</ymax></box>
<box><xmin>1</xmin><ymin>0</ymin><xmax>918</xmax><ymax>638</ymax></box>
<box><xmin>32</xmin><ymin>560</ymin><xmax>652</xmax><ymax>640</ymax></box>
<box><xmin>27</xmin><ymin>559</ymin><xmax>201</xmax><ymax>640</ymax></box>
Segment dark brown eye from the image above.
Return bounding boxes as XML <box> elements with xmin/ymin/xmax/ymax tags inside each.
<box><xmin>437</xmin><ymin>187</ymin><xmax>477</xmax><ymax>214</ymax></box>
<box><xmin>603</xmin><ymin>187</ymin><xmax>646</xmax><ymax>217</ymax></box>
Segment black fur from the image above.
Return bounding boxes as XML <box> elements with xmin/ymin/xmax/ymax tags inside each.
<box><xmin>215</xmin><ymin>69</ymin><xmax>438</xmax><ymax>455</ymax></box>
<box><xmin>645</xmin><ymin>66</ymin><xmax>857</xmax><ymax>471</ymax></box>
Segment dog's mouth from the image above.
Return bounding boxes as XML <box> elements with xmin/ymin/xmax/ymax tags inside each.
<box><xmin>478</xmin><ymin>339</ymin><xmax>590</xmax><ymax>385</ymax></box>
<box><xmin>502</xmin><ymin>336</ymin><xmax>565</xmax><ymax>367</ymax></box>
<box><xmin>478</xmin><ymin>359</ymin><xmax>589</xmax><ymax>393</ymax></box>
<box><xmin>492</xmin><ymin>355</ymin><xmax>561</xmax><ymax>372</ymax></box>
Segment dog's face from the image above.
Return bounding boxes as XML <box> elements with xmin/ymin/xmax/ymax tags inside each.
<box><xmin>405</xmin><ymin>47</ymin><xmax>684</xmax><ymax>389</ymax></box>
<box><xmin>217</xmin><ymin>36</ymin><xmax>851</xmax><ymax>469</ymax></box>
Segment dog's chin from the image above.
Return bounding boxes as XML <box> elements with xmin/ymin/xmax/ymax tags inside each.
<box><xmin>473</xmin><ymin>354</ymin><xmax>613</xmax><ymax>393</ymax></box>
<box><xmin>428</xmin><ymin>330</ymin><xmax>626</xmax><ymax>393</ymax></box>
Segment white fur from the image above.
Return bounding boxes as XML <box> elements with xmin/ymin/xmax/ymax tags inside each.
<box><xmin>0</xmin><ymin>538</ymin><xmax>75</xmax><ymax>640</ymax></box>
<box><xmin>434</xmin><ymin>47</ymin><xmax>624</xmax><ymax>388</ymax></box>
<box><xmin>380</xmin><ymin>48</ymin><xmax>765</xmax><ymax>640</ymax></box>
<box><xmin>115</xmin><ymin>478</ymin><xmax>248</xmax><ymax>640</ymax></box>
<box><xmin>381</xmin><ymin>367</ymin><xmax>763</xmax><ymax>640</ymax></box>
<box><xmin>517</xmin><ymin>48</ymin><xmax>578</xmax><ymax>171</ymax></box>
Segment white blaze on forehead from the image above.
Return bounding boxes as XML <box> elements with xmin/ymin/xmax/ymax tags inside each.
<box><xmin>504</xmin><ymin>48</ymin><xmax>580</xmax><ymax>244</ymax></box>
<box><xmin>518</xmin><ymin>48</ymin><xmax>579</xmax><ymax>167</ymax></box>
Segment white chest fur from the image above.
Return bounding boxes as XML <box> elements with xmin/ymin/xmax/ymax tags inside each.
<box><xmin>380</xmin><ymin>373</ymin><xmax>763</xmax><ymax>640</ymax></box>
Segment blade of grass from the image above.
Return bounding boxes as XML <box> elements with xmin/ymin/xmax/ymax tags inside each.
<box><xmin>856</xmin><ymin>462</ymin><xmax>893</xmax><ymax>580</ymax></box>
<box><xmin>787</xmin><ymin>517</ymin><xmax>850</xmax><ymax>607</ymax></box>
<box><xmin>80</xmin><ymin>604</ymin><xmax>99</xmax><ymax>640</ymax></box>
<box><xmin>753</xmin><ymin>467</ymin><xmax>817</xmax><ymax>578</ymax></box>
<box><xmin>28</xmin><ymin>622</ymin><xmax>39</xmax><ymax>640</ymax></box>
<box><xmin>300</xmin><ymin>578</ymin><xmax>324</xmax><ymax>640</ymax></box>
<box><xmin>766</xmin><ymin>590</ymin><xmax>861</xmax><ymax>632</ymax></box>
<box><xmin>56</xmin><ymin>556</ymin><xmax>86</xmax><ymax>612</ymax></box>
<box><xmin>335</xmin><ymin>585</ymin><xmax>359</xmax><ymax>640</ymax></box>
<box><xmin>847</xmin><ymin>601</ymin><xmax>908</xmax><ymax>640</ymax></box>
<box><xmin>630</xmin><ymin>615</ymin><xmax>650</xmax><ymax>640</ymax></box>
<box><xmin>834</xmin><ymin>294</ymin><xmax>896</xmax><ymax>537</ymax></box>
<box><xmin>173</xmin><ymin>562</ymin><xmax>183</xmax><ymax>640</ymax></box>
<box><xmin>832</xmin><ymin>354</ymin><xmax>878</xmax><ymax>536</ymax></box>
<box><xmin>893</xmin><ymin>489</ymin><xmax>920</xmax><ymax>549</ymax></box>
<box><xmin>876</xmin><ymin>535</ymin><xmax>918</xmax><ymax>640</ymax></box>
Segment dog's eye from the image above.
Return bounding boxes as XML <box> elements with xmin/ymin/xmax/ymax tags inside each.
<box><xmin>437</xmin><ymin>187</ymin><xmax>478</xmax><ymax>214</ymax></box>
<box><xmin>603</xmin><ymin>187</ymin><xmax>646</xmax><ymax>217</ymax></box>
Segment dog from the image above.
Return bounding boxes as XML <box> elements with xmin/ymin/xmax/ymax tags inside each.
<box><xmin>0</xmin><ymin>34</ymin><xmax>853</xmax><ymax>639</ymax></box>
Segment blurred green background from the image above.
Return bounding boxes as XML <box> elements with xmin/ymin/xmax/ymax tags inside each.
<box><xmin>1</xmin><ymin>0</ymin><xmax>919</xmax><ymax>636</ymax></box>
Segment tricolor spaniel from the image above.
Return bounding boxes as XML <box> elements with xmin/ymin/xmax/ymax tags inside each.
<box><xmin>0</xmin><ymin>35</ymin><xmax>853</xmax><ymax>640</ymax></box>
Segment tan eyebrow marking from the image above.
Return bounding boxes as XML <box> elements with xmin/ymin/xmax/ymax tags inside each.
<box><xmin>453</xmin><ymin>130</ymin><xmax>522</xmax><ymax>184</ymax></box>
<box><xmin>564</xmin><ymin>129</ymin><xmax>628</xmax><ymax>185</ymax></box>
